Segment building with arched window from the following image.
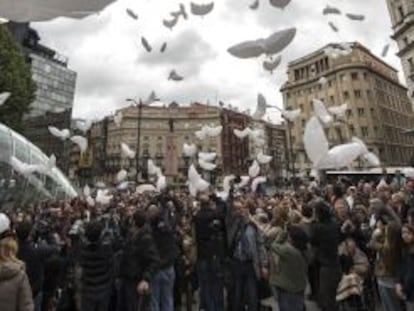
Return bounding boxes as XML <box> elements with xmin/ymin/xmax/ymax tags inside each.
<box><xmin>0</xmin><ymin>123</ymin><xmax>77</xmax><ymax>206</ymax></box>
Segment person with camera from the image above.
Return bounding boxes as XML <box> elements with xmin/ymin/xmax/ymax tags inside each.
<box><xmin>193</xmin><ymin>192</ymin><xmax>227</xmax><ymax>311</ymax></box>
<box><xmin>117</xmin><ymin>210</ymin><xmax>160</xmax><ymax>311</ymax></box>
<box><xmin>147</xmin><ymin>202</ymin><xmax>179</xmax><ymax>311</ymax></box>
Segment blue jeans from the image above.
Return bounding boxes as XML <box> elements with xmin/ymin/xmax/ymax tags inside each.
<box><xmin>197</xmin><ymin>257</ymin><xmax>225</xmax><ymax>311</ymax></box>
<box><xmin>150</xmin><ymin>266</ymin><xmax>175</xmax><ymax>311</ymax></box>
<box><xmin>272</xmin><ymin>287</ymin><xmax>304</xmax><ymax>311</ymax></box>
<box><xmin>378</xmin><ymin>285</ymin><xmax>402</xmax><ymax>311</ymax></box>
<box><xmin>229</xmin><ymin>259</ymin><xmax>258</xmax><ymax>311</ymax></box>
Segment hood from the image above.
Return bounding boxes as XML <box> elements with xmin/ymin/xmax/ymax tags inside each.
<box><xmin>0</xmin><ymin>262</ymin><xmax>24</xmax><ymax>281</ymax></box>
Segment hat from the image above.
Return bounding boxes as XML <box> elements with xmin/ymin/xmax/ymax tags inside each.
<box><xmin>0</xmin><ymin>213</ymin><xmax>11</xmax><ymax>240</ymax></box>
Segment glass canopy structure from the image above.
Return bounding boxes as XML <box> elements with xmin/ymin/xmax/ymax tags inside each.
<box><xmin>0</xmin><ymin>123</ymin><xmax>77</xmax><ymax>206</ymax></box>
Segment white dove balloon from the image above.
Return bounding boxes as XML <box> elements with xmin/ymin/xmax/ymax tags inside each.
<box><xmin>136</xmin><ymin>184</ymin><xmax>157</xmax><ymax>194</ymax></box>
<box><xmin>249</xmin><ymin>160</ymin><xmax>261</xmax><ymax>178</ymax></box>
<box><xmin>126</xmin><ymin>8</ymin><xmax>138</xmax><ymax>20</ymax></box>
<box><xmin>253</xmin><ymin>93</ymin><xmax>268</xmax><ymax>120</ymax></box>
<box><xmin>206</xmin><ymin>125</ymin><xmax>222</xmax><ymax>137</ymax></box>
<box><xmin>269</xmin><ymin>0</ymin><xmax>291</xmax><ymax>9</ymax></box>
<box><xmin>319</xmin><ymin>77</ymin><xmax>328</xmax><ymax>89</ymax></box>
<box><xmin>96</xmin><ymin>189</ymin><xmax>113</xmax><ymax>205</ymax></box>
<box><xmin>227</xmin><ymin>28</ymin><xmax>296</xmax><ymax>59</ymax></box>
<box><xmin>36</xmin><ymin>154</ymin><xmax>56</xmax><ymax>175</ymax></box>
<box><xmin>160</xmin><ymin>42</ymin><xmax>167</xmax><ymax>53</ymax></box>
<box><xmin>86</xmin><ymin>196</ymin><xmax>95</xmax><ymax>207</ymax></box>
<box><xmin>48</xmin><ymin>126</ymin><xmax>70</xmax><ymax>140</ymax></box>
<box><xmin>121</xmin><ymin>143</ymin><xmax>136</xmax><ymax>159</ymax></box>
<box><xmin>114</xmin><ymin>111</ymin><xmax>123</xmax><ymax>128</ymax></box>
<box><xmin>75</xmin><ymin>120</ymin><xmax>92</xmax><ymax>134</ymax></box>
<box><xmin>188</xmin><ymin>165</ymin><xmax>210</xmax><ymax>196</ymax></box>
<box><xmin>141</xmin><ymin>37</ymin><xmax>152</xmax><ymax>53</ymax></box>
<box><xmin>303</xmin><ymin>117</ymin><xmax>329</xmax><ymax>167</ymax></box>
<box><xmin>0</xmin><ymin>0</ymin><xmax>116</xmax><ymax>22</ymax></box>
<box><xmin>249</xmin><ymin>0</ymin><xmax>259</xmax><ymax>10</ymax></box>
<box><xmin>116</xmin><ymin>169</ymin><xmax>128</xmax><ymax>183</ymax></box>
<box><xmin>143</xmin><ymin>91</ymin><xmax>160</xmax><ymax>105</ymax></box>
<box><xmin>223</xmin><ymin>175</ymin><xmax>236</xmax><ymax>193</ymax></box>
<box><xmin>346</xmin><ymin>13</ymin><xmax>365</xmax><ymax>21</ymax></box>
<box><xmin>313</xmin><ymin>99</ymin><xmax>333</xmax><ymax>124</ymax></box>
<box><xmin>235</xmin><ymin>176</ymin><xmax>250</xmax><ymax>189</ymax></box>
<box><xmin>0</xmin><ymin>92</ymin><xmax>11</xmax><ymax>106</ymax></box>
<box><xmin>190</xmin><ymin>2</ymin><xmax>214</xmax><ymax>16</ymax></box>
<box><xmin>171</xmin><ymin>3</ymin><xmax>188</xmax><ymax>20</ymax></box>
<box><xmin>281</xmin><ymin>109</ymin><xmax>301</xmax><ymax>122</ymax></box>
<box><xmin>198</xmin><ymin>159</ymin><xmax>216</xmax><ymax>171</ymax></box>
<box><xmin>198</xmin><ymin>152</ymin><xmax>217</xmax><ymax>162</ymax></box>
<box><xmin>404</xmin><ymin>168</ymin><xmax>414</xmax><ymax>179</ymax></box>
<box><xmin>328</xmin><ymin>22</ymin><xmax>339</xmax><ymax>32</ymax></box>
<box><xmin>163</xmin><ymin>16</ymin><xmax>179</xmax><ymax>30</ymax></box>
<box><xmin>263</xmin><ymin>55</ymin><xmax>282</xmax><ymax>74</ymax></box>
<box><xmin>317</xmin><ymin>141</ymin><xmax>366</xmax><ymax>169</ymax></box>
<box><xmin>183</xmin><ymin>143</ymin><xmax>197</xmax><ymax>157</ymax></box>
<box><xmin>257</xmin><ymin>151</ymin><xmax>272</xmax><ymax>164</ymax></box>
<box><xmin>10</xmin><ymin>156</ymin><xmax>39</xmax><ymax>175</ymax></box>
<box><xmin>328</xmin><ymin>103</ymin><xmax>348</xmax><ymax>118</ymax></box>
<box><xmin>117</xmin><ymin>181</ymin><xmax>130</xmax><ymax>191</ymax></box>
<box><xmin>148</xmin><ymin>159</ymin><xmax>162</xmax><ymax>176</ymax></box>
<box><xmin>323</xmin><ymin>5</ymin><xmax>341</xmax><ymax>15</ymax></box>
<box><xmin>381</xmin><ymin>44</ymin><xmax>390</xmax><ymax>58</ymax></box>
<box><xmin>234</xmin><ymin>128</ymin><xmax>252</xmax><ymax>139</ymax></box>
<box><xmin>83</xmin><ymin>185</ymin><xmax>91</xmax><ymax>198</ymax></box>
<box><xmin>168</xmin><ymin>70</ymin><xmax>184</xmax><ymax>81</ymax></box>
<box><xmin>70</xmin><ymin>135</ymin><xmax>88</xmax><ymax>153</ymax></box>
<box><xmin>156</xmin><ymin>175</ymin><xmax>167</xmax><ymax>192</ymax></box>
<box><xmin>251</xmin><ymin>176</ymin><xmax>267</xmax><ymax>192</ymax></box>
<box><xmin>363</xmin><ymin>152</ymin><xmax>380</xmax><ymax>167</ymax></box>
<box><xmin>0</xmin><ymin>213</ymin><xmax>10</xmax><ymax>234</ymax></box>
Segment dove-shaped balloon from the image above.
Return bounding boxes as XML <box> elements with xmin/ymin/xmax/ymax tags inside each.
<box><xmin>198</xmin><ymin>158</ymin><xmax>216</xmax><ymax>171</ymax></box>
<box><xmin>143</xmin><ymin>91</ymin><xmax>160</xmax><ymax>105</ymax></box>
<box><xmin>183</xmin><ymin>143</ymin><xmax>197</xmax><ymax>157</ymax></box>
<box><xmin>190</xmin><ymin>2</ymin><xmax>214</xmax><ymax>16</ymax></box>
<box><xmin>163</xmin><ymin>16</ymin><xmax>179</xmax><ymax>30</ymax></box>
<box><xmin>141</xmin><ymin>37</ymin><xmax>152</xmax><ymax>53</ymax></box>
<box><xmin>253</xmin><ymin>93</ymin><xmax>269</xmax><ymax>120</ymax></box>
<box><xmin>0</xmin><ymin>92</ymin><xmax>11</xmax><ymax>106</ymax></box>
<box><xmin>156</xmin><ymin>174</ymin><xmax>167</xmax><ymax>192</ymax></box>
<box><xmin>117</xmin><ymin>181</ymin><xmax>130</xmax><ymax>191</ymax></box>
<box><xmin>114</xmin><ymin>111</ymin><xmax>123</xmax><ymax>128</ymax></box>
<box><xmin>36</xmin><ymin>154</ymin><xmax>56</xmax><ymax>175</ymax></box>
<box><xmin>70</xmin><ymin>135</ymin><xmax>88</xmax><ymax>153</ymax></box>
<box><xmin>48</xmin><ymin>126</ymin><xmax>70</xmax><ymax>140</ymax></box>
<box><xmin>126</xmin><ymin>8</ymin><xmax>138</xmax><ymax>20</ymax></box>
<box><xmin>323</xmin><ymin>5</ymin><xmax>341</xmax><ymax>15</ymax></box>
<box><xmin>269</xmin><ymin>0</ymin><xmax>291</xmax><ymax>9</ymax></box>
<box><xmin>362</xmin><ymin>152</ymin><xmax>380</xmax><ymax>167</ymax></box>
<box><xmin>136</xmin><ymin>184</ymin><xmax>157</xmax><ymax>194</ymax></box>
<box><xmin>227</xmin><ymin>28</ymin><xmax>296</xmax><ymax>59</ymax></box>
<box><xmin>381</xmin><ymin>44</ymin><xmax>390</xmax><ymax>57</ymax></box>
<box><xmin>160</xmin><ymin>42</ymin><xmax>167</xmax><ymax>53</ymax></box>
<box><xmin>83</xmin><ymin>185</ymin><xmax>91</xmax><ymax>198</ymax></box>
<box><xmin>281</xmin><ymin>108</ymin><xmax>301</xmax><ymax>122</ymax></box>
<box><xmin>313</xmin><ymin>99</ymin><xmax>333</xmax><ymax>124</ymax></box>
<box><xmin>328</xmin><ymin>103</ymin><xmax>348</xmax><ymax>118</ymax></box>
<box><xmin>263</xmin><ymin>55</ymin><xmax>282</xmax><ymax>74</ymax></box>
<box><xmin>249</xmin><ymin>0</ymin><xmax>259</xmax><ymax>10</ymax></box>
<box><xmin>188</xmin><ymin>165</ymin><xmax>210</xmax><ymax>196</ymax></box>
<box><xmin>235</xmin><ymin>176</ymin><xmax>250</xmax><ymax>189</ymax></box>
<box><xmin>75</xmin><ymin>120</ymin><xmax>92</xmax><ymax>134</ymax></box>
<box><xmin>10</xmin><ymin>156</ymin><xmax>39</xmax><ymax>176</ymax></box>
<box><xmin>257</xmin><ymin>151</ymin><xmax>272</xmax><ymax>164</ymax></box>
<box><xmin>251</xmin><ymin>176</ymin><xmax>267</xmax><ymax>192</ymax></box>
<box><xmin>195</xmin><ymin>125</ymin><xmax>222</xmax><ymax>140</ymax></box>
<box><xmin>117</xmin><ymin>169</ymin><xmax>128</xmax><ymax>183</ymax></box>
<box><xmin>121</xmin><ymin>143</ymin><xmax>136</xmax><ymax>159</ymax></box>
<box><xmin>96</xmin><ymin>189</ymin><xmax>113</xmax><ymax>206</ymax></box>
<box><xmin>346</xmin><ymin>13</ymin><xmax>365</xmax><ymax>21</ymax></box>
<box><xmin>171</xmin><ymin>3</ymin><xmax>188</xmax><ymax>20</ymax></box>
<box><xmin>319</xmin><ymin>76</ymin><xmax>328</xmax><ymax>89</ymax></box>
<box><xmin>234</xmin><ymin>127</ymin><xmax>252</xmax><ymax>139</ymax></box>
<box><xmin>223</xmin><ymin>175</ymin><xmax>236</xmax><ymax>193</ymax></box>
<box><xmin>328</xmin><ymin>22</ymin><xmax>339</xmax><ymax>32</ymax></box>
<box><xmin>168</xmin><ymin>70</ymin><xmax>184</xmax><ymax>81</ymax></box>
<box><xmin>303</xmin><ymin>117</ymin><xmax>329</xmax><ymax>168</ymax></box>
<box><xmin>86</xmin><ymin>196</ymin><xmax>95</xmax><ymax>207</ymax></box>
<box><xmin>198</xmin><ymin>152</ymin><xmax>217</xmax><ymax>162</ymax></box>
<box><xmin>249</xmin><ymin>160</ymin><xmax>261</xmax><ymax>178</ymax></box>
<box><xmin>148</xmin><ymin>159</ymin><xmax>162</xmax><ymax>177</ymax></box>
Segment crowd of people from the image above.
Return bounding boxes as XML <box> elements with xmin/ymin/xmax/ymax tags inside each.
<box><xmin>1</xmin><ymin>172</ymin><xmax>414</xmax><ymax>311</ymax></box>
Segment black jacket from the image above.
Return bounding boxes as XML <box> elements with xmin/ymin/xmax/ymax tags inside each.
<box><xmin>79</xmin><ymin>239</ymin><xmax>114</xmax><ymax>296</ymax></box>
<box><xmin>119</xmin><ymin>225</ymin><xmax>160</xmax><ymax>283</ymax></box>
<box><xmin>194</xmin><ymin>202</ymin><xmax>226</xmax><ymax>260</ymax></box>
<box><xmin>399</xmin><ymin>252</ymin><xmax>414</xmax><ymax>302</ymax></box>
<box><xmin>151</xmin><ymin>217</ymin><xmax>179</xmax><ymax>269</ymax></box>
<box><xmin>18</xmin><ymin>241</ymin><xmax>58</xmax><ymax>297</ymax></box>
<box><xmin>310</xmin><ymin>221</ymin><xmax>341</xmax><ymax>267</ymax></box>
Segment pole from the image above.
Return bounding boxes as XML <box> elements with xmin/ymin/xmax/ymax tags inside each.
<box><xmin>288</xmin><ymin>120</ymin><xmax>295</xmax><ymax>178</ymax></box>
<box><xmin>136</xmin><ymin>99</ymin><xmax>142</xmax><ymax>182</ymax></box>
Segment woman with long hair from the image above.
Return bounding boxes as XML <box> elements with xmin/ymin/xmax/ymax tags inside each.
<box><xmin>0</xmin><ymin>213</ymin><xmax>34</xmax><ymax>311</ymax></box>
<box><xmin>369</xmin><ymin>220</ymin><xmax>402</xmax><ymax>311</ymax></box>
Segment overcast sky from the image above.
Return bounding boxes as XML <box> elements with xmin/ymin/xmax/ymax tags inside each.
<box><xmin>33</xmin><ymin>0</ymin><xmax>400</xmax><ymax>122</ymax></box>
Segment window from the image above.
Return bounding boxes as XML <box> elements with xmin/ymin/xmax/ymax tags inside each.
<box><xmin>351</xmin><ymin>72</ymin><xmax>358</xmax><ymax>80</ymax></box>
<box><xmin>349</xmin><ymin>125</ymin><xmax>355</xmax><ymax>136</ymax></box>
<box><xmin>363</xmin><ymin>72</ymin><xmax>368</xmax><ymax>80</ymax></box>
<box><xmin>301</xmin><ymin>119</ymin><xmax>306</xmax><ymax>127</ymax></box>
<box><xmin>354</xmin><ymin>90</ymin><xmax>362</xmax><ymax>98</ymax></box>
<box><xmin>330</xmin><ymin>96</ymin><xmax>335</xmax><ymax>104</ymax></box>
<box><xmin>358</xmin><ymin>108</ymin><xmax>365</xmax><ymax>116</ymax></box>
<box><xmin>346</xmin><ymin>109</ymin><xmax>353</xmax><ymax>117</ymax></box>
<box><xmin>361</xmin><ymin>127</ymin><xmax>369</xmax><ymax>137</ymax></box>
<box><xmin>366</xmin><ymin>90</ymin><xmax>371</xmax><ymax>99</ymax></box>
<box><xmin>343</xmin><ymin>91</ymin><xmax>350</xmax><ymax>100</ymax></box>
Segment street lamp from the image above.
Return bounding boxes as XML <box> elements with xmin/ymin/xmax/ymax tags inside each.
<box><xmin>126</xmin><ymin>98</ymin><xmax>143</xmax><ymax>182</ymax></box>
